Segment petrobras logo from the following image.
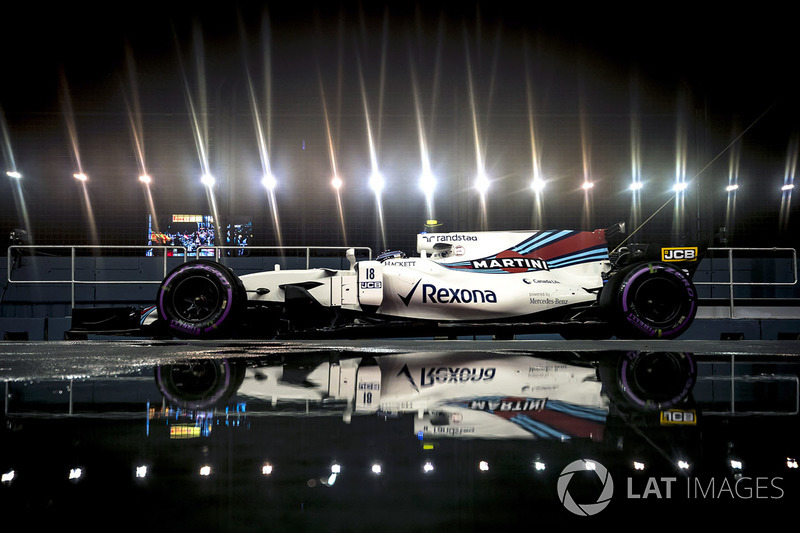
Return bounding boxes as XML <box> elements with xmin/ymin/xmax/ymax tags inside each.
<box><xmin>398</xmin><ymin>280</ymin><xmax>498</xmax><ymax>306</ymax></box>
<box><xmin>661</xmin><ymin>247</ymin><xmax>698</xmax><ymax>262</ymax></box>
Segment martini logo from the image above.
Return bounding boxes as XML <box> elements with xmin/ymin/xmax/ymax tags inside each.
<box><xmin>471</xmin><ymin>250</ymin><xmax>549</xmax><ymax>273</ymax></box>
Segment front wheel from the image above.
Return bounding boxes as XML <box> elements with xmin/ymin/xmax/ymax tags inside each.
<box><xmin>156</xmin><ymin>260</ymin><xmax>244</xmax><ymax>338</ymax></box>
<box><xmin>601</xmin><ymin>262</ymin><xmax>697</xmax><ymax>339</ymax></box>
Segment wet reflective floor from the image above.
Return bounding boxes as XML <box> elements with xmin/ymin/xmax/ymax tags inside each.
<box><xmin>2</xmin><ymin>339</ymin><xmax>799</xmax><ymax>530</ymax></box>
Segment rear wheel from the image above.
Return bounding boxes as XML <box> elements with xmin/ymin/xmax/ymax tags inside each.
<box><xmin>157</xmin><ymin>260</ymin><xmax>244</xmax><ymax>338</ymax></box>
<box><xmin>601</xmin><ymin>262</ymin><xmax>697</xmax><ymax>339</ymax></box>
<box><xmin>598</xmin><ymin>351</ymin><xmax>696</xmax><ymax>411</ymax></box>
<box><xmin>155</xmin><ymin>359</ymin><xmax>246</xmax><ymax>409</ymax></box>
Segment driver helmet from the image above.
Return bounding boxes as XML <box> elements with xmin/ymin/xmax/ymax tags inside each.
<box><xmin>377</xmin><ymin>250</ymin><xmax>407</xmax><ymax>262</ymax></box>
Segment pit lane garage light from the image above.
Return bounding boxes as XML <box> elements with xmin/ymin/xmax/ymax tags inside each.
<box><xmin>629</xmin><ymin>181</ymin><xmax>643</xmax><ymax>191</ymax></box>
<box><xmin>419</xmin><ymin>170</ymin><xmax>436</xmax><ymax>197</ymax></box>
<box><xmin>787</xmin><ymin>458</ymin><xmax>798</xmax><ymax>469</ymax></box>
<box><xmin>423</xmin><ymin>462</ymin><xmax>434</xmax><ymax>474</ymax></box>
<box><xmin>782</xmin><ymin>183</ymin><xmax>795</xmax><ymax>191</ymax></box>
<box><xmin>138</xmin><ymin>174</ymin><xmax>152</xmax><ymax>184</ymax></box>
<box><xmin>677</xmin><ymin>460</ymin><xmax>691</xmax><ymax>470</ymax></box>
<box><xmin>730</xmin><ymin>459</ymin><xmax>743</xmax><ymax>470</ymax></box>
<box><xmin>369</xmin><ymin>171</ymin><xmax>384</xmax><ymax>194</ymax></box>
<box><xmin>325</xmin><ymin>465</ymin><xmax>341</xmax><ymax>486</ymax></box>
<box><xmin>135</xmin><ymin>465</ymin><xmax>148</xmax><ymax>478</ymax></box>
<box><xmin>261</xmin><ymin>463</ymin><xmax>274</xmax><ymax>476</ymax></box>
<box><xmin>475</xmin><ymin>171</ymin><xmax>490</xmax><ymax>194</ymax></box>
<box><xmin>371</xmin><ymin>464</ymin><xmax>382</xmax><ymax>475</ymax></box>
<box><xmin>533</xmin><ymin>461</ymin><xmax>546</xmax><ymax>472</ymax></box>
<box><xmin>633</xmin><ymin>461</ymin><xmax>646</xmax><ymax>471</ymax></box>
<box><xmin>530</xmin><ymin>178</ymin><xmax>545</xmax><ymax>193</ymax></box>
<box><xmin>262</xmin><ymin>173</ymin><xmax>277</xmax><ymax>191</ymax></box>
<box><xmin>673</xmin><ymin>182</ymin><xmax>688</xmax><ymax>193</ymax></box>
<box><xmin>725</xmin><ymin>184</ymin><xmax>739</xmax><ymax>192</ymax></box>
<box><xmin>479</xmin><ymin>461</ymin><xmax>490</xmax><ymax>472</ymax></box>
<box><xmin>73</xmin><ymin>172</ymin><xmax>88</xmax><ymax>181</ymax></box>
<box><xmin>68</xmin><ymin>468</ymin><xmax>83</xmax><ymax>480</ymax></box>
<box><xmin>200</xmin><ymin>174</ymin><xmax>215</xmax><ymax>187</ymax></box>
<box><xmin>1</xmin><ymin>470</ymin><xmax>15</xmax><ymax>484</ymax></box>
<box><xmin>581</xmin><ymin>180</ymin><xmax>594</xmax><ymax>190</ymax></box>
<box><xmin>331</xmin><ymin>175</ymin><xmax>343</xmax><ymax>190</ymax></box>
<box><xmin>199</xmin><ymin>465</ymin><xmax>212</xmax><ymax>476</ymax></box>
<box><xmin>6</xmin><ymin>171</ymin><xmax>21</xmax><ymax>179</ymax></box>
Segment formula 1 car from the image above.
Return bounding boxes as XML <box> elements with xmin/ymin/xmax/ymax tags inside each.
<box><xmin>120</xmin><ymin>223</ymin><xmax>700</xmax><ymax>340</ymax></box>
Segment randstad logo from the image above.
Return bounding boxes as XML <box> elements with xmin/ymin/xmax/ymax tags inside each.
<box><xmin>557</xmin><ymin>459</ymin><xmax>614</xmax><ymax>516</ymax></box>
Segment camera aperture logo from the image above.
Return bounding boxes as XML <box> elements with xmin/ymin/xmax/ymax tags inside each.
<box><xmin>557</xmin><ymin>459</ymin><xmax>614</xmax><ymax>516</ymax></box>
<box><xmin>557</xmin><ymin>459</ymin><xmax>789</xmax><ymax>517</ymax></box>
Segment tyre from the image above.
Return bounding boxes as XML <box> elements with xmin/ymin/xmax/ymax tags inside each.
<box><xmin>597</xmin><ymin>351</ymin><xmax>696</xmax><ymax>411</ymax></box>
<box><xmin>156</xmin><ymin>260</ymin><xmax>244</xmax><ymax>338</ymax></box>
<box><xmin>155</xmin><ymin>359</ymin><xmax>246</xmax><ymax>409</ymax></box>
<box><xmin>601</xmin><ymin>262</ymin><xmax>697</xmax><ymax>339</ymax></box>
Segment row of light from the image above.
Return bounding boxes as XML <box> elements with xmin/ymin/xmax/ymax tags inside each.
<box><xmin>6</xmin><ymin>457</ymin><xmax>796</xmax><ymax>484</ymax></box>
<box><xmin>6</xmin><ymin>169</ymin><xmax>795</xmax><ymax>194</ymax></box>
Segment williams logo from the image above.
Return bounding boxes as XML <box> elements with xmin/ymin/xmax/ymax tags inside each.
<box><xmin>398</xmin><ymin>280</ymin><xmax>498</xmax><ymax>306</ymax></box>
<box><xmin>661</xmin><ymin>247</ymin><xmax>698</xmax><ymax>262</ymax></box>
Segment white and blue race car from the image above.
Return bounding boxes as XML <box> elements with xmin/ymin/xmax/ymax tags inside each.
<box><xmin>144</xmin><ymin>224</ymin><xmax>700</xmax><ymax>340</ymax></box>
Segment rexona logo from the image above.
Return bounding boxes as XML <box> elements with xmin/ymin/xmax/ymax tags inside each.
<box><xmin>661</xmin><ymin>247</ymin><xmax>698</xmax><ymax>261</ymax></box>
<box><xmin>422</xmin><ymin>284</ymin><xmax>497</xmax><ymax>304</ymax></box>
<box><xmin>398</xmin><ymin>280</ymin><xmax>498</xmax><ymax>306</ymax></box>
<box><xmin>400</xmin><ymin>365</ymin><xmax>497</xmax><ymax>390</ymax></box>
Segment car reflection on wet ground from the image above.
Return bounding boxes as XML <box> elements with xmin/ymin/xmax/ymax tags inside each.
<box><xmin>1</xmin><ymin>339</ymin><xmax>799</xmax><ymax>530</ymax></box>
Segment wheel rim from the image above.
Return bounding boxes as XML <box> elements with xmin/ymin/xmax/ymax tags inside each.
<box><xmin>170</xmin><ymin>274</ymin><xmax>223</xmax><ymax>322</ymax></box>
<box><xmin>165</xmin><ymin>361</ymin><xmax>226</xmax><ymax>400</ymax></box>
<box><xmin>631</xmin><ymin>276</ymin><xmax>682</xmax><ymax>326</ymax></box>
<box><xmin>620</xmin><ymin>351</ymin><xmax>696</xmax><ymax>408</ymax></box>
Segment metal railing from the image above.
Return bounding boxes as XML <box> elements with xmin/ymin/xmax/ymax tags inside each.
<box><xmin>6</xmin><ymin>244</ymin><xmax>372</xmax><ymax>309</ymax></box>
<box><xmin>196</xmin><ymin>245</ymin><xmax>372</xmax><ymax>267</ymax></box>
<box><xmin>7</xmin><ymin>245</ymin><xmax>189</xmax><ymax>308</ymax></box>
<box><xmin>694</xmin><ymin>247</ymin><xmax>798</xmax><ymax>318</ymax></box>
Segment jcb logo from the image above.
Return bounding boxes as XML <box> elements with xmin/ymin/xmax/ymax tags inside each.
<box><xmin>662</xmin><ymin>247</ymin><xmax>698</xmax><ymax>262</ymax></box>
<box><xmin>660</xmin><ymin>409</ymin><xmax>697</xmax><ymax>426</ymax></box>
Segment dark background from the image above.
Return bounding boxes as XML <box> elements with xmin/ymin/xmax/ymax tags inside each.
<box><xmin>2</xmin><ymin>1</ymin><xmax>798</xmax><ymax>253</ymax></box>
